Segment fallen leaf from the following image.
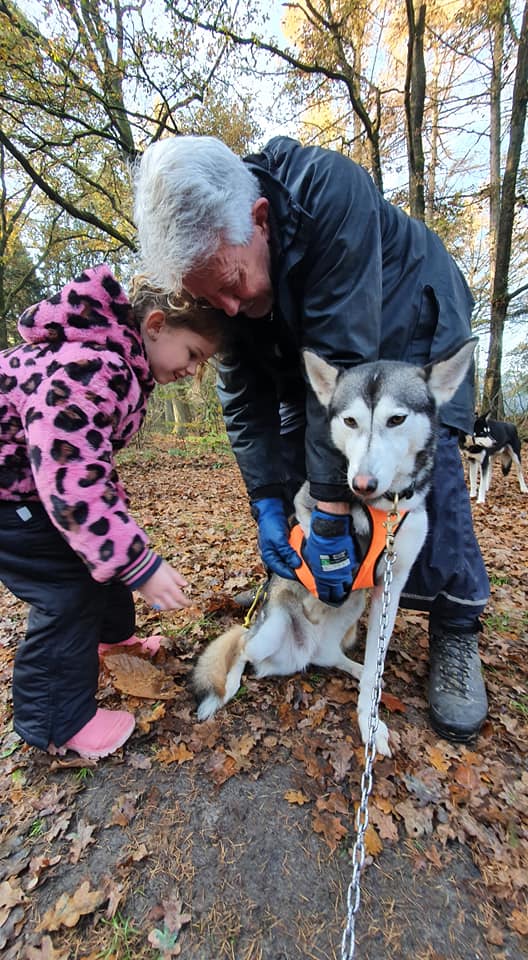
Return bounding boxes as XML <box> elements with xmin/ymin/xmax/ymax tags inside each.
<box><xmin>394</xmin><ymin>799</ymin><xmax>434</xmax><ymax>838</ymax></box>
<box><xmin>316</xmin><ymin>792</ymin><xmax>349</xmax><ymax>816</ymax></box>
<box><xmin>284</xmin><ymin>790</ymin><xmax>310</xmax><ymax>805</ymax></box>
<box><xmin>312</xmin><ymin>811</ymin><xmax>348</xmax><ymax>852</ymax></box>
<box><xmin>508</xmin><ymin>908</ymin><xmax>528</xmax><ymax>935</ymax></box>
<box><xmin>0</xmin><ymin>878</ymin><xmax>25</xmax><ymax>909</ymax></box>
<box><xmin>156</xmin><ymin>742</ymin><xmax>194</xmax><ymax>765</ymax></box>
<box><xmin>108</xmin><ymin>793</ymin><xmax>139</xmax><ymax>827</ymax></box>
<box><xmin>427</xmin><ymin>746</ymin><xmax>452</xmax><ymax>773</ymax></box>
<box><xmin>67</xmin><ymin>819</ymin><xmax>97</xmax><ymax>864</ymax></box>
<box><xmin>25</xmin><ymin>935</ymin><xmax>70</xmax><ymax>959</ymax></box>
<box><xmin>26</xmin><ymin>855</ymin><xmax>62</xmax><ymax>892</ymax></box>
<box><xmin>453</xmin><ymin>763</ymin><xmax>481</xmax><ymax>792</ymax></box>
<box><xmin>38</xmin><ymin>881</ymin><xmax>106</xmax><ymax>931</ymax></box>
<box><xmin>364</xmin><ymin>823</ymin><xmax>383</xmax><ymax>857</ymax></box>
<box><xmin>203</xmin><ymin>751</ymin><xmax>238</xmax><ymax>786</ymax></box>
<box><xmin>380</xmin><ymin>691</ymin><xmax>406</xmax><ymax>713</ymax></box>
<box><xmin>103</xmin><ymin>653</ymin><xmax>181</xmax><ymax>699</ymax></box>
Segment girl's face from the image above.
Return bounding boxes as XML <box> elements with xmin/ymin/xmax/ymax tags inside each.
<box><xmin>143</xmin><ymin>310</ymin><xmax>218</xmax><ymax>384</ymax></box>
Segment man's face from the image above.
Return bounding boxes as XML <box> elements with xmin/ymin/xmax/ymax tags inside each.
<box><xmin>183</xmin><ymin>198</ymin><xmax>273</xmax><ymax>319</ymax></box>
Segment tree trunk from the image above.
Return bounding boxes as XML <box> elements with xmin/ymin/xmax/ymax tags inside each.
<box><xmin>484</xmin><ymin>0</ymin><xmax>528</xmax><ymax>418</ymax></box>
<box><xmin>405</xmin><ymin>0</ymin><xmax>427</xmax><ymax>220</ymax></box>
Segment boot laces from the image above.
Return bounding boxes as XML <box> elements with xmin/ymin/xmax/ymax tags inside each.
<box><xmin>434</xmin><ymin>633</ymin><xmax>476</xmax><ymax>696</ymax></box>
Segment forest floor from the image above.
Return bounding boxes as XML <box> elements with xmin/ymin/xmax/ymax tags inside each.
<box><xmin>0</xmin><ymin>437</ymin><xmax>527</xmax><ymax>960</ymax></box>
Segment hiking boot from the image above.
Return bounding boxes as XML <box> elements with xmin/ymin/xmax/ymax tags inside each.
<box><xmin>428</xmin><ymin>629</ymin><xmax>488</xmax><ymax>742</ymax></box>
<box><xmin>48</xmin><ymin>708</ymin><xmax>135</xmax><ymax>760</ymax></box>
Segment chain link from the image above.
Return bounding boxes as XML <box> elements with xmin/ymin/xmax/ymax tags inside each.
<box><xmin>341</xmin><ymin>498</ymin><xmax>401</xmax><ymax>960</ymax></box>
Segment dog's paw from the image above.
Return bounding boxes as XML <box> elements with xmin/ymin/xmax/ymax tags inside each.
<box><xmin>196</xmin><ymin>694</ymin><xmax>222</xmax><ymax>721</ymax></box>
<box><xmin>358</xmin><ymin>712</ymin><xmax>392</xmax><ymax>758</ymax></box>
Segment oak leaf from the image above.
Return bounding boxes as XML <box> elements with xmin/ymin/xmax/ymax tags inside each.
<box><xmin>156</xmin><ymin>742</ymin><xmax>194</xmax><ymax>765</ymax></box>
<box><xmin>312</xmin><ymin>811</ymin><xmax>348</xmax><ymax>852</ymax></box>
<box><xmin>38</xmin><ymin>881</ymin><xmax>106</xmax><ymax>931</ymax></box>
<box><xmin>25</xmin><ymin>935</ymin><xmax>70</xmax><ymax>960</ymax></box>
<box><xmin>103</xmin><ymin>653</ymin><xmax>181</xmax><ymax>699</ymax></box>
<box><xmin>364</xmin><ymin>824</ymin><xmax>383</xmax><ymax>857</ymax></box>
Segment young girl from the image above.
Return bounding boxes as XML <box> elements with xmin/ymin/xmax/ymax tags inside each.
<box><xmin>0</xmin><ymin>265</ymin><xmax>225</xmax><ymax>760</ymax></box>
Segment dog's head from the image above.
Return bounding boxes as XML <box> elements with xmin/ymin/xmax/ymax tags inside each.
<box><xmin>303</xmin><ymin>339</ymin><xmax>476</xmax><ymax>505</ymax></box>
<box><xmin>471</xmin><ymin>410</ymin><xmax>494</xmax><ymax>448</ymax></box>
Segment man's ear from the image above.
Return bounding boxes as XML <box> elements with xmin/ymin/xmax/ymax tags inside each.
<box><xmin>252</xmin><ymin>197</ymin><xmax>269</xmax><ymax>234</ymax></box>
<box><xmin>143</xmin><ymin>309</ymin><xmax>166</xmax><ymax>339</ymax></box>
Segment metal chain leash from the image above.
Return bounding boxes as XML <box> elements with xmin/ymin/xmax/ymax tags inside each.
<box><xmin>341</xmin><ymin>495</ymin><xmax>401</xmax><ymax>960</ymax></box>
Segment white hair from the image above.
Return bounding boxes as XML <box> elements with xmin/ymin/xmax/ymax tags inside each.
<box><xmin>132</xmin><ymin>136</ymin><xmax>261</xmax><ymax>292</ymax></box>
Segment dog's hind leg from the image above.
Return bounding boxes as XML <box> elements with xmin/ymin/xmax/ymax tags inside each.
<box><xmin>245</xmin><ymin>607</ymin><xmax>290</xmax><ymax>674</ymax></box>
<box><xmin>511</xmin><ymin>451</ymin><xmax>528</xmax><ymax>493</ymax></box>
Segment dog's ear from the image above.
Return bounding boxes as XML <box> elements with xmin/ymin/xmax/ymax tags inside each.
<box><xmin>424</xmin><ymin>337</ymin><xmax>477</xmax><ymax>407</ymax></box>
<box><xmin>303</xmin><ymin>350</ymin><xmax>339</xmax><ymax>408</ymax></box>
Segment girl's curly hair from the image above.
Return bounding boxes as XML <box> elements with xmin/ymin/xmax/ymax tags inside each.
<box><xmin>129</xmin><ymin>274</ymin><xmax>229</xmax><ymax>349</ymax></box>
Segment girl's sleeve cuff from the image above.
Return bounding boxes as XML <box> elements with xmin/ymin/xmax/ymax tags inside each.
<box><xmin>120</xmin><ymin>549</ymin><xmax>162</xmax><ymax>589</ymax></box>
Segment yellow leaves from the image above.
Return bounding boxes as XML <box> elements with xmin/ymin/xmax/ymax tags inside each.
<box><xmin>38</xmin><ymin>881</ymin><xmax>106</xmax><ymax>932</ymax></box>
<box><xmin>284</xmin><ymin>789</ymin><xmax>310</xmax><ymax>805</ymax></box>
<box><xmin>156</xmin><ymin>741</ymin><xmax>194</xmax><ymax>765</ymax></box>
<box><xmin>427</xmin><ymin>745</ymin><xmax>452</xmax><ymax>772</ymax></box>
<box><xmin>364</xmin><ymin>824</ymin><xmax>383</xmax><ymax>857</ymax></box>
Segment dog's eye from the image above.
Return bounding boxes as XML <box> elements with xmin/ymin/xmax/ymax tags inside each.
<box><xmin>343</xmin><ymin>416</ymin><xmax>357</xmax><ymax>428</ymax></box>
<box><xmin>387</xmin><ymin>415</ymin><xmax>407</xmax><ymax>427</ymax></box>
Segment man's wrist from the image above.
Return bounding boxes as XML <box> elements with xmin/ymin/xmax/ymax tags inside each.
<box><xmin>316</xmin><ymin>501</ymin><xmax>350</xmax><ymax>515</ymax></box>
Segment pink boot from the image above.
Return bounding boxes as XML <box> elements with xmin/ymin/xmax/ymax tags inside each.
<box><xmin>49</xmin><ymin>708</ymin><xmax>135</xmax><ymax>760</ymax></box>
<box><xmin>98</xmin><ymin>634</ymin><xmax>163</xmax><ymax>658</ymax></box>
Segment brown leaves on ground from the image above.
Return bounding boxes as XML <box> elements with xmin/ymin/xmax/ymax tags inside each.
<box><xmin>38</xmin><ymin>881</ymin><xmax>107</xmax><ymax>931</ymax></box>
<box><xmin>0</xmin><ymin>441</ymin><xmax>527</xmax><ymax>957</ymax></box>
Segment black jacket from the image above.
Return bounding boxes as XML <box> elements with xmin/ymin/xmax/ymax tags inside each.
<box><xmin>217</xmin><ymin>136</ymin><xmax>475</xmax><ymax>502</ymax></box>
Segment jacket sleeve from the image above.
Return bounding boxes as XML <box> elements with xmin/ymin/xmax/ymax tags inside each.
<box><xmin>216</xmin><ymin>326</ymin><xmax>285</xmax><ymax>501</ymax></box>
<box><xmin>22</xmin><ymin>364</ymin><xmax>161</xmax><ymax>586</ymax></box>
<box><xmin>271</xmin><ymin>140</ymin><xmax>385</xmax><ymax>500</ymax></box>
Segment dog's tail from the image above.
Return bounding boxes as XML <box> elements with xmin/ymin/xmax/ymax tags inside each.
<box><xmin>193</xmin><ymin>624</ymin><xmax>248</xmax><ymax>721</ymax></box>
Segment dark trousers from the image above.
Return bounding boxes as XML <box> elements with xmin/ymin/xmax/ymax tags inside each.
<box><xmin>280</xmin><ymin>423</ymin><xmax>489</xmax><ymax>631</ymax></box>
<box><xmin>0</xmin><ymin>502</ymin><xmax>135</xmax><ymax>750</ymax></box>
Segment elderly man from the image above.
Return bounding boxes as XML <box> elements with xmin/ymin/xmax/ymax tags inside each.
<box><xmin>133</xmin><ymin>134</ymin><xmax>489</xmax><ymax>743</ymax></box>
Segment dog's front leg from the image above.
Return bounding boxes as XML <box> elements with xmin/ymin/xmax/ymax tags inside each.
<box><xmin>357</xmin><ymin>580</ymin><xmax>404</xmax><ymax>758</ymax></box>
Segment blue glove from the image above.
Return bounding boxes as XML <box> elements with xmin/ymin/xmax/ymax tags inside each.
<box><xmin>252</xmin><ymin>497</ymin><xmax>302</xmax><ymax>581</ymax></box>
<box><xmin>304</xmin><ymin>507</ymin><xmax>358</xmax><ymax>606</ymax></box>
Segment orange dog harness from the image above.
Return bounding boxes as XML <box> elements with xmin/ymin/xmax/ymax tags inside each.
<box><xmin>289</xmin><ymin>503</ymin><xmax>408</xmax><ymax>599</ymax></box>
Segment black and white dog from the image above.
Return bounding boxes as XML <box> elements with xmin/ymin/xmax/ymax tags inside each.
<box><xmin>462</xmin><ymin>411</ymin><xmax>527</xmax><ymax>504</ymax></box>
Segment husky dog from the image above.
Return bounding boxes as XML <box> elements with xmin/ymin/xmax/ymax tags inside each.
<box><xmin>194</xmin><ymin>340</ymin><xmax>476</xmax><ymax>756</ymax></box>
<box><xmin>461</xmin><ymin>411</ymin><xmax>527</xmax><ymax>505</ymax></box>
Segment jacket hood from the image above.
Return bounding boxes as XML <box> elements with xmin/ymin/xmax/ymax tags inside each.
<box><xmin>18</xmin><ymin>264</ymin><xmax>154</xmax><ymax>393</ymax></box>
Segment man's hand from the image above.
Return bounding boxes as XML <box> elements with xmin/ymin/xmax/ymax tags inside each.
<box><xmin>304</xmin><ymin>506</ymin><xmax>357</xmax><ymax>605</ymax></box>
<box><xmin>138</xmin><ymin>560</ymin><xmax>191</xmax><ymax>610</ymax></box>
<box><xmin>252</xmin><ymin>497</ymin><xmax>302</xmax><ymax>580</ymax></box>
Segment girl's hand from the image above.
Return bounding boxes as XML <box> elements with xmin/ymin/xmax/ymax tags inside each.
<box><xmin>138</xmin><ymin>561</ymin><xmax>191</xmax><ymax>610</ymax></box>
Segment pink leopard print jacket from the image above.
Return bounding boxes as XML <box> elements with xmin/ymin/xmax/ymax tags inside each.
<box><xmin>0</xmin><ymin>265</ymin><xmax>161</xmax><ymax>588</ymax></box>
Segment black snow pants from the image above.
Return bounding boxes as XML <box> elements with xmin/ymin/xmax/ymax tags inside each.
<box><xmin>0</xmin><ymin>501</ymin><xmax>135</xmax><ymax>750</ymax></box>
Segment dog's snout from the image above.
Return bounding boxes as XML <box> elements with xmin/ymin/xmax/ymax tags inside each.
<box><xmin>352</xmin><ymin>474</ymin><xmax>378</xmax><ymax>494</ymax></box>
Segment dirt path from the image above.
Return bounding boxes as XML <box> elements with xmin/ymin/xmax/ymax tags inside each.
<box><xmin>1</xmin><ymin>444</ymin><xmax>527</xmax><ymax>959</ymax></box>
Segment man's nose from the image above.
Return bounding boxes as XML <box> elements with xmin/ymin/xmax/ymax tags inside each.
<box><xmin>215</xmin><ymin>293</ymin><xmax>241</xmax><ymax>316</ymax></box>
